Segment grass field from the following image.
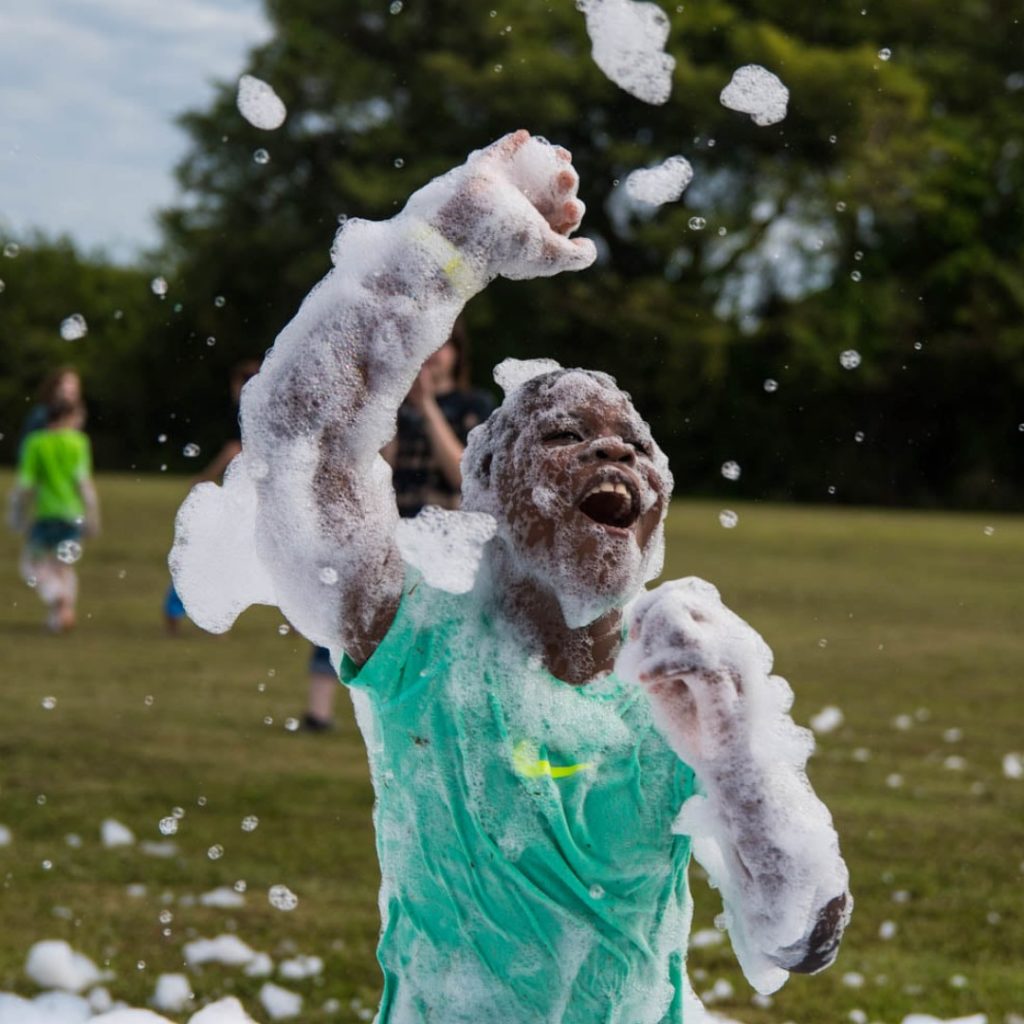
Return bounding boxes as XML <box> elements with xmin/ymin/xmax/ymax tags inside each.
<box><xmin>1</xmin><ymin>470</ymin><xmax>1021</xmax><ymax>1023</ymax></box>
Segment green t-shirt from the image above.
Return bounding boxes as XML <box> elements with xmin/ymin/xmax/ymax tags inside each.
<box><xmin>341</xmin><ymin>574</ymin><xmax>697</xmax><ymax>1024</ymax></box>
<box><xmin>17</xmin><ymin>428</ymin><xmax>92</xmax><ymax>522</ymax></box>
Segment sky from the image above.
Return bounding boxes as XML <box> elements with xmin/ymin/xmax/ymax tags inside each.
<box><xmin>0</xmin><ymin>0</ymin><xmax>273</xmax><ymax>262</ymax></box>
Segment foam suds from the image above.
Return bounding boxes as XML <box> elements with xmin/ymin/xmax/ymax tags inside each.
<box><xmin>578</xmin><ymin>0</ymin><xmax>676</xmax><ymax>105</ymax></box>
<box><xmin>720</xmin><ymin>65</ymin><xmax>789</xmax><ymax>126</ymax></box>
<box><xmin>624</xmin><ymin>155</ymin><xmax>694</xmax><ymax>206</ymax></box>
<box><xmin>616</xmin><ymin>577</ymin><xmax>851</xmax><ymax>993</ymax></box>
<box><xmin>236</xmin><ymin>75</ymin><xmax>287</xmax><ymax>130</ymax></box>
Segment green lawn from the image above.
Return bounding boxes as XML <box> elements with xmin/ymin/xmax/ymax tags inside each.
<box><xmin>1</xmin><ymin>471</ymin><xmax>1021</xmax><ymax>1022</ymax></box>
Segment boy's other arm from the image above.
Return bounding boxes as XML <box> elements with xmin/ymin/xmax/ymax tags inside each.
<box><xmin>617</xmin><ymin>578</ymin><xmax>851</xmax><ymax>990</ymax></box>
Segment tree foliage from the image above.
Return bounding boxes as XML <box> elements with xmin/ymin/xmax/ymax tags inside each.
<box><xmin>4</xmin><ymin>0</ymin><xmax>1023</xmax><ymax>505</ymax></box>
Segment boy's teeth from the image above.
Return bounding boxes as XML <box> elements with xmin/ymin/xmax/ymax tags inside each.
<box><xmin>586</xmin><ymin>481</ymin><xmax>631</xmax><ymax>498</ymax></box>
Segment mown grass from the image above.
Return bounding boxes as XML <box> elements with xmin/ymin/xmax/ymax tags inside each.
<box><xmin>0</xmin><ymin>471</ymin><xmax>1021</xmax><ymax>1023</ymax></box>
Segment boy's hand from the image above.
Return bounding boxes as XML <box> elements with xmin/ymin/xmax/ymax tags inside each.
<box><xmin>617</xmin><ymin>578</ymin><xmax>773</xmax><ymax>766</ymax></box>
<box><xmin>423</xmin><ymin>130</ymin><xmax>597</xmax><ymax>282</ymax></box>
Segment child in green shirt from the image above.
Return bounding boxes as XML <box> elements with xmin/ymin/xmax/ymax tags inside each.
<box><xmin>11</xmin><ymin>399</ymin><xmax>100</xmax><ymax>632</ymax></box>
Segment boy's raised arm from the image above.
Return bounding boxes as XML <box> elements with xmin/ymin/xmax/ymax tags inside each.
<box><xmin>617</xmin><ymin>577</ymin><xmax>852</xmax><ymax>994</ymax></box>
<box><xmin>233</xmin><ymin>131</ymin><xmax>595</xmax><ymax>664</ymax></box>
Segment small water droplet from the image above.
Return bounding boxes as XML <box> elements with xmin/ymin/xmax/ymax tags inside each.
<box><xmin>157</xmin><ymin>434</ymin><xmax>167</xmax><ymax>443</ymax></box>
<box><xmin>393</xmin><ymin>157</ymin><xmax>405</xmax><ymax>169</ymax></box>
<box><xmin>829</xmin><ymin>134</ymin><xmax>838</xmax><ymax>144</ymax></box>
<box><xmin>389</xmin><ymin>0</ymin><xmax>403</xmax><ymax>11</ymax></box>
<box><xmin>763</xmin><ymin>378</ymin><xmax>779</xmax><ymax>393</ymax></box>
<box><xmin>234</xmin><ymin>879</ymin><xmax>247</xmax><ymax>893</ymax></box>
<box><xmin>182</xmin><ymin>443</ymin><xmax>201</xmax><ymax>458</ymax></box>
<box><xmin>278</xmin><ymin>623</ymin><xmax>290</xmax><ymax>636</ymax></box>
<box><xmin>197</xmin><ymin>795</ymin><xmax>207</xmax><ymax>807</ymax></box>
<box><xmin>253</xmin><ymin>148</ymin><xmax>270</xmax><ymax>165</ymax></box>
<box><xmin>983</xmin><ymin>525</ymin><xmax>995</xmax><ymax>536</ymax></box>
<box><xmin>878</xmin><ymin>47</ymin><xmax>892</xmax><ymax>61</ymax></box>
<box><xmin>36</xmin><ymin>794</ymin><xmax>47</xmax><ymax>806</ymax></box>
<box><xmin>241</xmin><ymin>815</ymin><xmax>259</xmax><ymax>832</ymax></box>
<box><xmin>828</xmin><ymin>485</ymin><xmax>837</xmax><ymax>495</ymax></box>
<box><xmin>150</xmin><ymin>276</ymin><xmax>168</xmax><ymax>297</ymax></box>
<box><xmin>839</xmin><ymin>349</ymin><xmax>862</xmax><ymax>370</ymax></box>
<box><xmin>158</xmin><ymin>817</ymin><xmax>178</xmax><ymax>836</ymax></box>
<box><xmin>4</xmin><ymin>242</ymin><xmax>20</xmax><ymax>258</ymax></box>
<box><xmin>214</xmin><ymin>295</ymin><xmax>226</xmax><ymax>308</ymax></box>
<box><xmin>850</xmin><ymin>270</ymin><xmax>862</xmax><ymax>282</ymax></box>
<box><xmin>143</xmin><ymin>695</ymin><xmax>154</xmax><ymax>707</ymax></box>
<box><xmin>41</xmin><ymin>859</ymin><xmax>53</xmax><ymax>871</ymax></box>
<box><xmin>206</xmin><ymin>336</ymin><xmax>216</xmax><ymax>347</ymax></box>
<box><xmin>159</xmin><ymin>909</ymin><xmax>173</xmax><ymax>924</ymax></box>
<box><xmin>835</xmin><ymin>200</ymin><xmax>847</xmax><ymax>212</ymax></box>
<box><xmin>263</xmin><ymin>715</ymin><xmax>274</xmax><ymax>726</ymax></box>
<box><xmin>718</xmin><ymin>509</ymin><xmax>739</xmax><ymax>529</ymax></box>
<box><xmin>59</xmin><ymin>314</ymin><xmax>88</xmax><ymax>341</ymax></box>
<box><xmin>720</xmin><ymin>461</ymin><xmax>741</xmax><ymax>481</ymax></box>
<box><xmin>588</xmin><ymin>884</ymin><xmax>605</xmax><ymax>899</ymax></box>
<box><xmin>284</xmin><ymin>717</ymin><xmax>300</xmax><ymax>732</ymax></box>
<box><xmin>41</xmin><ymin>696</ymin><xmax>57</xmax><ymax>710</ymax></box>
<box><xmin>56</xmin><ymin>540</ymin><xmax>82</xmax><ymax>565</ymax></box>
<box><xmin>136</xmin><ymin>960</ymin><xmax>146</xmax><ymax>970</ymax></box>
<box><xmin>493</xmin><ymin>64</ymin><xmax>503</xmax><ymax>73</ymax></box>
<box><xmin>914</xmin><ymin>341</ymin><xmax>923</xmax><ymax>351</ymax></box>
<box><xmin>0</xmin><ymin>279</ymin><xmax>5</xmax><ymax>292</ymax></box>
<box><xmin>687</xmin><ymin>216</ymin><xmax>706</xmax><ymax>231</ymax></box>
<box><xmin>268</xmin><ymin>884</ymin><xmax>299</xmax><ymax>911</ymax></box>
<box><xmin>854</xmin><ymin>430</ymin><xmax>865</xmax><ymax>443</ymax></box>
<box><xmin>207</xmin><ymin>844</ymin><xmax>224</xmax><ymax>860</ymax></box>
<box><xmin>172</xmin><ymin>806</ymin><xmax>185</xmax><ymax>819</ymax></box>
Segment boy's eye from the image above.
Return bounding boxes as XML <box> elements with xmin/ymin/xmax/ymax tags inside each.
<box><xmin>543</xmin><ymin>429</ymin><xmax>584</xmax><ymax>444</ymax></box>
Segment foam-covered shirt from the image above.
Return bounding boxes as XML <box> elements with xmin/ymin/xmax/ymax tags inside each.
<box><xmin>17</xmin><ymin>428</ymin><xmax>92</xmax><ymax>522</ymax></box>
<box><xmin>341</xmin><ymin>574</ymin><xmax>697</xmax><ymax>1024</ymax></box>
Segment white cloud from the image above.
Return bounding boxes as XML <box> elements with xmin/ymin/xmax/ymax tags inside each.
<box><xmin>0</xmin><ymin>0</ymin><xmax>272</xmax><ymax>259</ymax></box>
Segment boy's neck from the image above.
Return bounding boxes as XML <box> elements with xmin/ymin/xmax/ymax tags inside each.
<box><xmin>485</xmin><ymin>547</ymin><xmax>622</xmax><ymax>685</ymax></box>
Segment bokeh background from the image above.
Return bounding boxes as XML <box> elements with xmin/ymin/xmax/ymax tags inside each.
<box><xmin>1</xmin><ymin>2</ymin><xmax>1022</xmax><ymax>1023</ymax></box>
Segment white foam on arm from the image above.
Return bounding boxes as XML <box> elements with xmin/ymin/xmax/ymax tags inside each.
<box><xmin>170</xmin><ymin>132</ymin><xmax>595</xmax><ymax>659</ymax></box>
<box><xmin>616</xmin><ymin>577</ymin><xmax>851</xmax><ymax>994</ymax></box>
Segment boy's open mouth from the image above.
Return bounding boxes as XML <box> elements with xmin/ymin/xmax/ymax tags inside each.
<box><xmin>577</xmin><ymin>474</ymin><xmax>641</xmax><ymax>530</ymax></box>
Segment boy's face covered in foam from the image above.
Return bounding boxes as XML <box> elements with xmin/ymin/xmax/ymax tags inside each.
<box><xmin>488</xmin><ymin>372</ymin><xmax>671</xmax><ymax>627</ymax></box>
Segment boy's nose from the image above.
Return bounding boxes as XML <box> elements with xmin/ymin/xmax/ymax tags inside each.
<box><xmin>590</xmin><ymin>437</ymin><xmax>635</xmax><ymax>465</ymax></box>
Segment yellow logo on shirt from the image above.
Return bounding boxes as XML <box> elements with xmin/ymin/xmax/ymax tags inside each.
<box><xmin>512</xmin><ymin>739</ymin><xmax>592</xmax><ymax>780</ymax></box>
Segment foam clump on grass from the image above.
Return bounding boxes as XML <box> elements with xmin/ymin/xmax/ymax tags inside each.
<box><xmin>100</xmin><ymin>820</ymin><xmax>134</xmax><ymax>849</ymax></box>
<box><xmin>198</xmin><ymin>887</ymin><xmax>245</xmax><ymax>909</ymax></box>
<box><xmin>25</xmin><ymin>941</ymin><xmax>105</xmax><ymax>993</ymax></box>
<box><xmin>720</xmin><ymin>65</ymin><xmax>789</xmax><ymax>126</ymax></box>
<box><xmin>150</xmin><ymin>975</ymin><xmax>191</xmax><ymax>1014</ymax></box>
<box><xmin>578</xmin><ymin>0</ymin><xmax>675</xmax><ymax>105</ymax></box>
<box><xmin>624</xmin><ymin>156</ymin><xmax>694</xmax><ymax>206</ymax></box>
<box><xmin>257</xmin><ymin>984</ymin><xmax>301</xmax><ymax>1021</ymax></box>
<box><xmin>182</xmin><ymin>936</ymin><xmax>259</xmax><ymax>969</ymax></box>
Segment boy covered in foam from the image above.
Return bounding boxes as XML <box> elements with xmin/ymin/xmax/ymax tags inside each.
<box><xmin>172</xmin><ymin>131</ymin><xmax>850</xmax><ymax>1023</ymax></box>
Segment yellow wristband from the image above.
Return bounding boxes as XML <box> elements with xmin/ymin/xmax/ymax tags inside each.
<box><xmin>408</xmin><ymin>221</ymin><xmax>483</xmax><ymax>300</ymax></box>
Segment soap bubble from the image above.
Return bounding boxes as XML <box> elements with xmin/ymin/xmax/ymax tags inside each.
<box><xmin>718</xmin><ymin>509</ymin><xmax>739</xmax><ymax>529</ymax></box>
<box><xmin>268</xmin><ymin>884</ymin><xmax>299</xmax><ymax>911</ymax></box>
<box><xmin>241</xmin><ymin>816</ymin><xmax>259</xmax><ymax>832</ymax></box>
<box><xmin>150</xmin><ymin>276</ymin><xmax>168</xmax><ymax>297</ymax></box>
<box><xmin>158</xmin><ymin>817</ymin><xmax>178</xmax><ymax>836</ymax></box>
<box><xmin>59</xmin><ymin>314</ymin><xmax>88</xmax><ymax>341</ymax></box>
<box><xmin>0</xmin><ymin>279</ymin><xmax>5</xmax><ymax>292</ymax></box>
<box><xmin>171</xmin><ymin>806</ymin><xmax>185</xmax><ymax>819</ymax></box>
<box><xmin>854</xmin><ymin>431</ymin><xmax>865</xmax><ymax>443</ymax></box>
<box><xmin>56</xmin><ymin>540</ymin><xmax>82</xmax><ymax>564</ymax></box>
<box><xmin>763</xmin><ymin>378</ymin><xmax>779</xmax><ymax>393</ymax></box>
<box><xmin>839</xmin><ymin>349</ymin><xmax>862</xmax><ymax>370</ymax></box>
<box><xmin>183</xmin><ymin>443</ymin><xmax>201</xmax><ymax>458</ymax></box>
<box><xmin>4</xmin><ymin>242</ymin><xmax>20</xmax><ymax>258</ymax></box>
<box><xmin>720</xmin><ymin>460</ymin><xmax>741</xmax><ymax>481</ymax></box>
<box><xmin>41</xmin><ymin>696</ymin><xmax>57</xmax><ymax>710</ymax></box>
<box><xmin>207</xmin><ymin>844</ymin><xmax>224</xmax><ymax>860</ymax></box>
<box><xmin>393</xmin><ymin>157</ymin><xmax>405</xmax><ymax>169</ymax></box>
<box><xmin>214</xmin><ymin>295</ymin><xmax>226</xmax><ymax>308</ymax></box>
<box><xmin>284</xmin><ymin>717</ymin><xmax>300</xmax><ymax>732</ymax></box>
<box><xmin>983</xmin><ymin>525</ymin><xmax>995</xmax><ymax>536</ymax></box>
<box><xmin>389</xmin><ymin>0</ymin><xmax>403</xmax><ymax>12</ymax></box>
<box><xmin>277</xmin><ymin>623</ymin><xmax>290</xmax><ymax>635</ymax></box>
<box><xmin>878</xmin><ymin>47</ymin><xmax>892</xmax><ymax>61</ymax></box>
<box><xmin>253</xmin><ymin>148</ymin><xmax>270</xmax><ymax>165</ymax></box>
<box><xmin>850</xmin><ymin>270</ymin><xmax>862</xmax><ymax>282</ymax></box>
<box><xmin>687</xmin><ymin>216</ymin><xmax>706</xmax><ymax>231</ymax></box>
<box><xmin>588</xmin><ymin>884</ymin><xmax>605</xmax><ymax>899</ymax></box>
